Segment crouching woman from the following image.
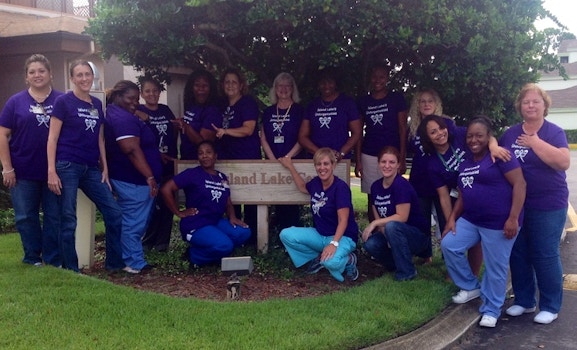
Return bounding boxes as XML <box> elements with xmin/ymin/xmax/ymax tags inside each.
<box><xmin>160</xmin><ymin>140</ymin><xmax>251</xmax><ymax>266</ymax></box>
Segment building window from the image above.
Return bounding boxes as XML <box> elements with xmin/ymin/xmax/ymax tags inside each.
<box><xmin>560</xmin><ymin>56</ymin><xmax>569</xmax><ymax>64</ymax></box>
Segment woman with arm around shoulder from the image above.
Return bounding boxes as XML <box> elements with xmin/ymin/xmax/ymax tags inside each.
<box><xmin>47</xmin><ymin>60</ymin><xmax>123</xmax><ymax>273</ymax></box>
<box><xmin>260</xmin><ymin>72</ymin><xmax>304</xmax><ymax>230</ymax></box>
<box><xmin>160</xmin><ymin>140</ymin><xmax>251</xmax><ymax>266</ymax></box>
<box><xmin>278</xmin><ymin>148</ymin><xmax>359</xmax><ymax>282</ymax></box>
<box><xmin>0</xmin><ymin>54</ymin><xmax>63</xmax><ymax>266</ymax></box>
<box><xmin>361</xmin><ymin>146</ymin><xmax>430</xmax><ymax>281</ymax></box>
<box><xmin>441</xmin><ymin>116</ymin><xmax>526</xmax><ymax>328</ymax></box>
<box><xmin>104</xmin><ymin>80</ymin><xmax>163</xmax><ymax>274</ymax></box>
<box><xmin>500</xmin><ymin>83</ymin><xmax>570</xmax><ymax>325</ymax></box>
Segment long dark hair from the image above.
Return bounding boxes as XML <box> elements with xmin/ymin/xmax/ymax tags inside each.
<box><xmin>183</xmin><ymin>69</ymin><xmax>218</xmax><ymax>109</ymax></box>
<box><xmin>418</xmin><ymin>114</ymin><xmax>454</xmax><ymax>154</ymax></box>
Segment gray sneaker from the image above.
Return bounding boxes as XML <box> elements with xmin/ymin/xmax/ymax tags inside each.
<box><xmin>345</xmin><ymin>252</ymin><xmax>359</xmax><ymax>281</ymax></box>
<box><xmin>306</xmin><ymin>256</ymin><xmax>324</xmax><ymax>274</ymax></box>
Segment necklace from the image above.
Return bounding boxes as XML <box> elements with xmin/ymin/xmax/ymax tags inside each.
<box><xmin>29</xmin><ymin>87</ymin><xmax>52</xmax><ymax>103</ymax></box>
<box><xmin>275</xmin><ymin>103</ymin><xmax>292</xmax><ymax>135</ymax></box>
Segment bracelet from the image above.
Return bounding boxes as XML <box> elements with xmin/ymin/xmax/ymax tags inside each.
<box><xmin>2</xmin><ymin>168</ymin><xmax>15</xmax><ymax>175</ymax></box>
<box><xmin>146</xmin><ymin>176</ymin><xmax>155</xmax><ymax>182</ymax></box>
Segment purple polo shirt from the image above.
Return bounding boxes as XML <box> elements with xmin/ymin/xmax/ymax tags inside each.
<box><xmin>180</xmin><ymin>104</ymin><xmax>221</xmax><ymax>160</ymax></box>
<box><xmin>305</xmin><ymin>176</ymin><xmax>359</xmax><ymax>241</ymax></box>
<box><xmin>52</xmin><ymin>91</ymin><xmax>104</xmax><ymax>168</ymax></box>
<box><xmin>173</xmin><ymin>166</ymin><xmax>230</xmax><ymax>234</ymax></box>
<box><xmin>217</xmin><ymin>95</ymin><xmax>261</xmax><ymax>160</ymax></box>
<box><xmin>0</xmin><ymin>89</ymin><xmax>63</xmax><ymax>181</ymax></box>
<box><xmin>500</xmin><ymin>121</ymin><xmax>568</xmax><ymax>210</ymax></box>
<box><xmin>261</xmin><ymin>103</ymin><xmax>304</xmax><ymax>159</ymax></box>
<box><xmin>370</xmin><ymin>174</ymin><xmax>428</xmax><ymax>233</ymax></box>
<box><xmin>304</xmin><ymin>93</ymin><xmax>360</xmax><ymax>158</ymax></box>
<box><xmin>459</xmin><ymin>152</ymin><xmax>523</xmax><ymax>230</ymax></box>
<box><xmin>358</xmin><ymin>91</ymin><xmax>407</xmax><ymax>156</ymax></box>
<box><xmin>104</xmin><ymin>104</ymin><xmax>162</xmax><ymax>185</ymax></box>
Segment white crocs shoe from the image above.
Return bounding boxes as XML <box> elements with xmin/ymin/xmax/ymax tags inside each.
<box><xmin>533</xmin><ymin>311</ymin><xmax>558</xmax><ymax>324</ymax></box>
<box><xmin>505</xmin><ymin>305</ymin><xmax>536</xmax><ymax>317</ymax></box>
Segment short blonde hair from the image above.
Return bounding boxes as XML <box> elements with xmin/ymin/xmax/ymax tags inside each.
<box><xmin>313</xmin><ymin>147</ymin><xmax>336</xmax><ymax>165</ymax></box>
<box><xmin>515</xmin><ymin>83</ymin><xmax>551</xmax><ymax>117</ymax></box>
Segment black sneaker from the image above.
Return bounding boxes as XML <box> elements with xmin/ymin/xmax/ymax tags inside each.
<box><xmin>305</xmin><ymin>256</ymin><xmax>324</xmax><ymax>274</ymax></box>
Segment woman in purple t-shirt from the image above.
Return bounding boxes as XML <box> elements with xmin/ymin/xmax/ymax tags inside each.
<box><xmin>501</xmin><ymin>84</ymin><xmax>570</xmax><ymax>325</ymax></box>
<box><xmin>160</xmin><ymin>141</ymin><xmax>251</xmax><ymax>266</ymax></box>
<box><xmin>47</xmin><ymin>60</ymin><xmax>123</xmax><ymax>273</ymax></box>
<box><xmin>105</xmin><ymin>80</ymin><xmax>162</xmax><ymax>274</ymax></box>
<box><xmin>361</xmin><ymin>146</ymin><xmax>429</xmax><ymax>281</ymax></box>
<box><xmin>135</xmin><ymin>77</ymin><xmax>178</xmax><ymax>253</ymax></box>
<box><xmin>261</xmin><ymin>72</ymin><xmax>304</xmax><ymax>230</ymax></box>
<box><xmin>176</xmin><ymin>69</ymin><xmax>219</xmax><ymax>160</ymax></box>
<box><xmin>0</xmin><ymin>54</ymin><xmax>62</xmax><ymax>266</ymax></box>
<box><xmin>441</xmin><ymin>116</ymin><xmax>526</xmax><ymax>328</ymax></box>
<box><xmin>279</xmin><ymin>148</ymin><xmax>359</xmax><ymax>282</ymax></box>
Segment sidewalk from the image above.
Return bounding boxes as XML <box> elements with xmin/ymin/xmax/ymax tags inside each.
<box><xmin>366</xmin><ymin>216</ymin><xmax>577</xmax><ymax>350</ymax></box>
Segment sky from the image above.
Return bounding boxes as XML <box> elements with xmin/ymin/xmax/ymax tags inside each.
<box><xmin>537</xmin><ymin>0</ymin><xmax>577</xmax><ymax>35</ymax></box>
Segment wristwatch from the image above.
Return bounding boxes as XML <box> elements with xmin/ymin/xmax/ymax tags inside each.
<box><xmin>329</xmin><ymin>240</ymin><xmax>339</xmax><ymax>247</ymax></box>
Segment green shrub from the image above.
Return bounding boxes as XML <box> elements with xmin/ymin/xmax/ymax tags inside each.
<box><xmin>0</xmin><ymin>208</ymin><xmax>15</xmax><ymax>233</ymax></box>
<box><xmin>565</xmin><ymin>129</ymin><xmax>577</xmax><ymax>144</ymax></box>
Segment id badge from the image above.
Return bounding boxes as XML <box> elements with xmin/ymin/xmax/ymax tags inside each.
<box><xmin>274</xmin><ymin>135</ymin><xmax>285</xmax><ymax>144</ymax></box>
<box><xmin>450</xmin><ymin>188</ymin><xmax>459</xmax><ymax>198</ymax></box>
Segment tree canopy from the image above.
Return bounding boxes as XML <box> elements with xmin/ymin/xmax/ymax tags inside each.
<box><xmin>86</xmin><ymin>0</ymin><xmax>569</xmax><ymax>126</ymax></box>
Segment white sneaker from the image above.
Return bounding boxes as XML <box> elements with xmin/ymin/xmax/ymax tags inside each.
<box><xmin>479</xmin><ymin>315</ymin><xmax>497</xmax><ymax>328</ymax></box>
<box><xmin>534</xmin><ymin>311</ymin><xmax>558</xmax><ymax>324</ymax></box>
<box><xmin>451</xmin><ymin>289</ymin><xmax>481</xmax><ymax>304</ymax></box>
<box><xmin>505</xmin><ymin>305</ymin><xmax>536</xmax><ymax>316</ymax></box>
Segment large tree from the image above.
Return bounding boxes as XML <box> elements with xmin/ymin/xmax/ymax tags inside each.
<box><xmin>86</xmin><ymin>0</ymin><xmax>568</xmax><ymax>126</ymax></box>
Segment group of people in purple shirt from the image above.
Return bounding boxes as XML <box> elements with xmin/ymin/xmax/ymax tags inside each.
<box><xmin>0</xmin><ymin>54</ymin><xmax>569</xmax><ymax>328</ymax></box>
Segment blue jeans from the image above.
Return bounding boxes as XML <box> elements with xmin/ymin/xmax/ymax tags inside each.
<box><xmin>442</xmin><ymin>218</ymin><xmax>518</xmax><ymax>318</ymax></box>
<box><xmin>55</xmin><ymin>161</ymin><xmax>124</xmax><ymax>272</ymax></box>
<box><xmin>184</xmin><ymin>218</ymin><xmax>251</xmax><ymax>266</ymax></box>
<box><xmin>279</xmin><ymin>227</ymin><xmax>356</xmax><ymax>282</ymax></box>
<box><xmin>111</xmin><ymin>179</ymin><xmax>154</xmax><ymax>270</ymax></box>
<box><xmin>10</xmin><ymin>179</ymin><xmax>60</xmax><ymax>266</ymax></box>
<box><xmin>509</xmin><ymin>207</ymin><xmax>566</xmax><ymax>314</ymax></box>
<box><xmin>364</xmin><ymin>221</ymin><xmax>429</xmax><ymax>280</ymax></box>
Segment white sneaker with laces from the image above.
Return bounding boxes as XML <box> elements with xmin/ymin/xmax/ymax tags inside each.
<box><xmin>451</xmin><ymin>289</ymin><xmax>480</xmax><ymax>304</ymax></box>
<box><xmin>533</xmin><ymin>311</ymin><xmax>558</xmax><ymax>324</ymax></box>
<box><xmin>479</xmin><ymin>315</ymin><xmax>497</xmax><ymax>328</ymax></box>
<box><xmin>505</xmin><ymin>305</ymin><xmax>536</xmax><ymax>316</ymax></box>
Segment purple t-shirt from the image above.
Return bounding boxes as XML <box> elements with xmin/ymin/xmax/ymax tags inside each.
<box><xmin>304</xmin><ymin>93</ymin><xmax>360</xmax><ymax>158</ymax></box>
<box><xmin>180</xmin><ymin>104</ymin><xmax>221</xmax><ymax>160</ymax></box>
<box><xmin>261</xmin><ymin>103</ymin><xmax>304</xmax><ymax>159</ymax></box>
<box><xmin>500</xmin><ymin>121</ymin><xmax>568</xmax><ymax>210</ymax></box>
<box><xmin>217</xmin><ymin>95</ymin><xmax>261</xmax><ymax>160</ymax></box>
<box><xmin>429</xmin><ymin>126</ymin><xmax>467</xmax><ymax>191</ymax></box>
<box><xmin>0</xmin><ymin>89</ymin><xmax>63</xmax><ymax>181</ymax></box>
<box><xmin>305</xmin><ymin>176</ymin><xmax>359</xmax><ymax>241</ymax></box>
<box><xmin>408</xmin><ymin>118</ymin><xmax>457</xmax><ymax>197</ymax></box>
<box><xmin>459</xmin><ymin>152</ymin><xmax>523</xmax><ymax>229</ymax></box>
<box><xmin>51</xmin><ymin>91</ymin><xmax>104</xmax><ymax>167</ymax></box>
<box><xmin>370</xmin><ymin>174</ymin><xmax>428</xmax><ymax>233</ymax></box>
<box><xmin>358</xmin><ymin>91</ymin><xmax>407</xmax><ymax>156</ymax></box>
<box><xmin>104</xmin><ymin>104</ymin><xmax>162</xmax><ymax>185</ymax></box>
<box><xmin>138</xmin><ymin>104</ymin><xmax>177</xmax><ymax>175</ymax></box>
<box><xmin>173</xmin><ymin>166</ymin><xmax>230</xmax><ymax>235</ymax></box>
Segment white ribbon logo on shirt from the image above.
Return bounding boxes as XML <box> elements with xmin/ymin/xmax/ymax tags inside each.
<box><xmin>514</xmin><ymin>149</ymin><xmax>529</xmax><ymax>163</ymax></box>
<box><xmin>85</xmin><ymin>119</ymin><xmax>97</xmax><ymax>132</ymax></box>
<box><xmin>36</xmin><ymin>115</ymin><xmax>50</xmax><ymax>128</ymax></box>
<box><xmin>461</xmin><ymin>176</ymin><xmax>474</xmax><ymax>189</ymax></box>
<box><xmin>319</xmin><ymin>117</ymin><xmax>331</xmax><ymax>128</ymax></box>
<box><xmin>211</xmin><ymin>190</ymin><xmax>222</xmax><ymax>202</ymax></box>
<box><xmin>272</xmin><ymin>122</ymin><xmax>283</xmax><ymax>134</ymax></box>
<box><xmin>378</xmin><ymin>206</ymin><xmax>387</xmax><ymax>218</ymax></box>
<box><xmin>156</xmin><ymin>124</ymin><xmax>168</xmax><ymax>136</ymax></box>
<box><xmin>371</xmin><ymin>113</ymin><xmax>383</xmax><ymax>125</ymax></box>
